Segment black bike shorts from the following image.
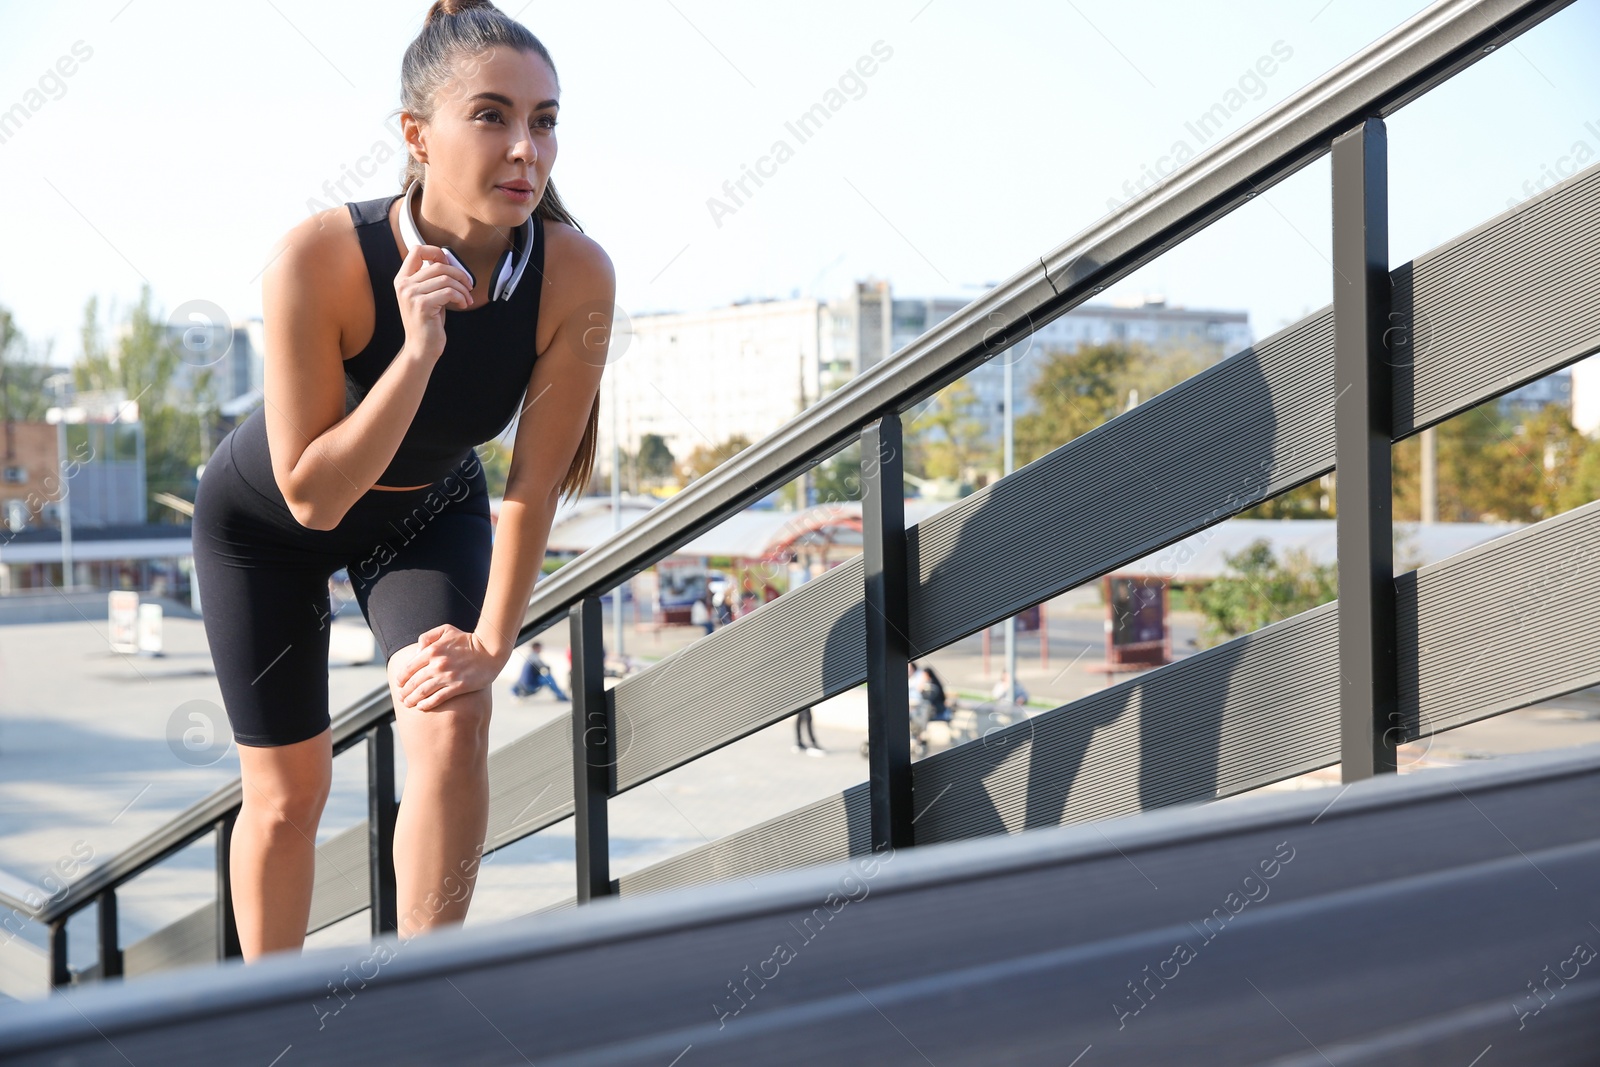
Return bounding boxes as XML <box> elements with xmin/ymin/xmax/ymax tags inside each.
<box><xmin>191</xmin><ymin>417</ymin><xmax>492</xmax><ymax>748</ymax></box>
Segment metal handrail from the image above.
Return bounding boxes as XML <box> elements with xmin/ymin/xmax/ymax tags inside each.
<box><xmin>14</xmin><ymin>0</ymin><xmax>1572</xmax><ymax>966</ymax></box>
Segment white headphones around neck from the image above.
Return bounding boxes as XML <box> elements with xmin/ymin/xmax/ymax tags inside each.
<box><xmin>397</xmin><ymin>177</ymin><xmax>535</xmax><ymax>303</ymax></box>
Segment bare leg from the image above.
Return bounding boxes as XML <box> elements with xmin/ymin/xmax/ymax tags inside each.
<box><xmin>386</xmin><ymin>641</ymin><xmax>492</xmax><ymax>941</ymax></box>
<box><xmin>232</xmin><ymin>726</ymin><xmax>333</xmax><ymax>961</ymax></box>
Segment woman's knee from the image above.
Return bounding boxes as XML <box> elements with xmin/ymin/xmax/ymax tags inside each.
<box><xmin>386</xmin><ymin>643</ymin><xmax>492</xmax><ymax>767</ymax></box>
<box><xmin>396</xmin><ymin>692</ymin><xmax>492</xmax><ymax>770</ymax></box>
<box><xmin>237</xmin><ymin>729</ymin><xmax>333</xmax><ymax>831</ymax></box>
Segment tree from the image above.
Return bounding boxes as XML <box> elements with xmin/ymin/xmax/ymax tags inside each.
<box><xmin>677</xmin><ymin>434</ymin><xmax>752</xmax><ymax>483</ymax></box>
<box><xmin>475</xmin><ymin>439</ymin><xmax>513</xmax><ymax>499</ymax></box>
<box><xmin>811</xmin><ymin>440</ymin><xmax>863</xmax><ymax>504</ymax></box>
<box><xmin>637</xmin><ymin>433</ymin><xmax>676</xmax><ymax>488</ymax></box>
<box><xmin>1481</xmin><ymin>402</ymin><xmax>1589</xmax><ymax>522</ymax></box>
<box><xmin>0</xmin><ymin>307</ymin><xmax>58</xmax><ymax>425</ymax></box>
<box><xmin>905</xmin><ymin>377</ymin><xmax>986</xmax><ymax>483</ymax></box>
<box><xmin>1391</xmin><ymin>401</ymin><xmax>1592</xmax><ymax>523</ymax></box>
<box><xmin>1115</xmin><ymin>343</ymin><xmax>1219</xmax><ymax>409</ymax></box>
<box><xmin>1558</xmin><ymin>432</ymin><xmax>1600</xmax><ymax>514</ymax></box>
<box><xmin>1013</xmin><ymin>342</ymin><xmax>1134</xmax><ymax>467</ymax></box>
<box><xmin>1240</xmin><ymin>475</ymin><xmax>1334</xmax><ymax>520</ymax></box>
<box><xmin>75</xmin><ymin>287</ymin><xmax>202</xmax><ymax>524</ymax></box>
<box><xmin>1192</xmin><ymin>538</ymin><xmax>1339</xmax><ymax>649</ymax></box>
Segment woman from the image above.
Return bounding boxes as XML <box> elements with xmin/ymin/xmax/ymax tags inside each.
<box><xmin>191</xmin><ymin>0</ymin><xmax>613</xmax><ymax>960</ymax></box>
<box><xmin>920</xmin><ymin>664</ymin><xmax>950</xmax><ymax>722</ymax></box>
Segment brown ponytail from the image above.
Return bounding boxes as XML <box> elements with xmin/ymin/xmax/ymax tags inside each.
<box><xmin>424</xmin><ymin>0</ymin><xmax>490</xmax><ymax>21</ymax></box>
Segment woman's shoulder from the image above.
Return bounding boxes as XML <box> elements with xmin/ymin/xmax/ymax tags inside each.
<box><xmin>540</xmin><ymin>217</ymin><xmax>615</xmax><ymax>301</ymax></box>
<box><xmin>261</xmin><ymin>204</ymin><xmax>369</xmax><ymax>313</ymax></box>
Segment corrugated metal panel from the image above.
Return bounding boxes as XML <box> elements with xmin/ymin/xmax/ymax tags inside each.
<box><xmin>303</xmin><ymin>824</ymin><xmax>369</xmax><ymax>934</ymax></box>
<box><xmin>602</xmin><ymin>309</ymin><xmax>1336</xmax><ymax>799</ymax></box>
<box><xmin>601</xmin><ymin>314</ymin><xmax>1340</xmax><ymax>807</ymax></box>
<box><xmin>611</xmin><ymin>555</ymin><xmax>868</xmax><ymax>792</ymax></box>
<box><xmin>1399</xmin><ymin>498</ymin><xmax>1600</xmax><ymax>737</ymax></box>
<box><xmin>615</xmin><ymin>783</ymin><xmax>872</xmax><ymax>897</ymax></box>
<box><xmin>601</xmin><ymin>162</ymin><xmax>1600</xmax><ymax>800</ymax></box>
<box><xmin>915</xmin><ymin>603</ymin><xmax>1340</xmax><ymax>844</ymax></box>
<box><xmin>1396</xmin><ymin>163</ymin><xmax>1600</xmax><ymax>435</ymax></box>
<box><xmin>544</xmin><ymin>601</ymin><xmax>1337</xmax><ymax>905</ymax></box>
<box><xmin>484</xmin><ymin>716</ymin><xmax>575</xmax><ymax>851</ymax></box>
<box><xmin>121</xmin><ymin>905</ymin><xmax>212</xmax><ymax>979</ymax></box>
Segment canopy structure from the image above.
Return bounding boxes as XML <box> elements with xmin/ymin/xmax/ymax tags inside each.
<box><xmin>534</xmin><ymin>496</ymin><xmax>949</xmax><ymax>564</ymax></box>
<box><xmin>1117</xmin><ymin>518</ymin><xmax>1526</xmax><ymax>582</ymax></box>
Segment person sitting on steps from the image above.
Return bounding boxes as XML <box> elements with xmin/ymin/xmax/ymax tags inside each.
<box><xmin>512</xmin><ymin>640</ymin><xmax>569</xmax><ymax>701</ymax></box>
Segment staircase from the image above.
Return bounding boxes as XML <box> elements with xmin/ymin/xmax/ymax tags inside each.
<box><xmin>1</xmin><ymin>0</ymin><xmax>1596</xmax><ymax>1061</ymax></box>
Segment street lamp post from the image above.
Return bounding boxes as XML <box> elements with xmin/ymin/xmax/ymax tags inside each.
<box><xmin>1003</xmin><ymin>354</ymin><xmax>1016</xmax><ymax>707</ymax></box>
<box><xmin>54</xmin><ymin>414</ymin><xmax>72</xmax><ymax>591</ymax></box>
<box><xmin>611</xmin><ymin>366</ymin><xmax>625</xmax><ymax>658</ymax></box>
<box><xmin>44</xmin><ymin>378</ymin><xmax>78</xmax><ymax>593</ymax></box>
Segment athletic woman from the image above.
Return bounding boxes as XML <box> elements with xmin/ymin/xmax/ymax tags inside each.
<box><xmin>191</xmin><ymin>0</ymin><xmax>613</xmax><ymax>960</ymax></box>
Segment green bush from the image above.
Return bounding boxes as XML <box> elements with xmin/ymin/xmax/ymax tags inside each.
<box><xmin>1193</xmin><ymin>538</ymin><xmax>1337</xmax><ymax>648</ymax></box>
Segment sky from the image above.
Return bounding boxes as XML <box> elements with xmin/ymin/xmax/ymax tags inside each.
<box><xmin>0</xmin><ymin>0</ymin><xmax>1596</xmax><ymax>365</ymax></box>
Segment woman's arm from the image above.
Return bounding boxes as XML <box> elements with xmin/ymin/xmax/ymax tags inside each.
<box><xmin>396</xmin><ymin>230</ymin><xmax>615</xmax><ymax>708</ymax></box>
<box><xmin>260</xmin><ymin>213</ymin><xmax>472</xmax><ymax>530</ymax></box>
<box><xmin>474</xmin><ymin>232</ymin><xmax>615</xmax><ymax>665</ymax></box>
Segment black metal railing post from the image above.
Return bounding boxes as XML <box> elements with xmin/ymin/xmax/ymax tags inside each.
<box><xmin>367</xmin><ymin>721</ymin><xmax>398</xmax><ymax>936</ymax></box>
<box><xmin>215</xmin><ymin>811</ymin><xmax>242</xmax><ymax>960</ymax></box>
<box><xmin>96</xmin><ymin>888</ymin><xmax>122</xmax><ymax>980</ymax></box>
<box><xmin>1332</xmin><ymin>115</ymin><xmax>1398</xmax><ymax>782</ymax></box>
<box><xmin>48</xmin><ymin>917</ymin><xmax>69</xmax><ymax>987</ymax></box>
<box><xmin>861</xmin><ymin>413</ymin><xmax>914</xmax><ymax>851</ymax></box>
<box><xmin>571</xmin><ymin>595</ymin><xmax>612</xmax><ymax>902</ymax></box>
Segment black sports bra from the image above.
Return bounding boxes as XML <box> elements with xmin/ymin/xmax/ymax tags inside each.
<box><xmin>340</xmin><ymin>192</ymin><xmax>546</xmax><ymax>486</ymax></box>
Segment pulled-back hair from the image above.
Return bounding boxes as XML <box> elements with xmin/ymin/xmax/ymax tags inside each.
<box><xmin>399</xmin><ymin>0</ymin><xmax>581</xmax><ymax>231</ymax></box>
<box><xmin>396</xmin><ymin>0</ymin><xmax>598</xmax><ymax>503</ymax></box>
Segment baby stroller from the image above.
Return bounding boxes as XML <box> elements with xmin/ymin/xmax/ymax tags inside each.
<box><xmin>859</xmin><ymin>696</ymin><xmax>932</xmax><ymax>760</ymax></box>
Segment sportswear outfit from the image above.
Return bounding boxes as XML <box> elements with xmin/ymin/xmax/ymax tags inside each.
<box><xmin>191</xmin><ymin>193</ymin><xmax>545</xmax><ymax>747</ymax></box>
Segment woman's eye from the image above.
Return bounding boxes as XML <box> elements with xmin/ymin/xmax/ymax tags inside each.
<box><xmin>474</xmin><ymin>110</ymin><xmax>555</xmax><ymax>130</ymax></box>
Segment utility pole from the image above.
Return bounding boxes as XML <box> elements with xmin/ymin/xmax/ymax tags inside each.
<box><xmin>1420</xmin><ymin>425</ymin><xmax>1437</xmax><ymax>522</ymax></box>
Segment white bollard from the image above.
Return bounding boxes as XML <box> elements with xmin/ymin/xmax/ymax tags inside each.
<box><xmin>137</xmin><ymin>601</ymin><xmax>163</xmax><ymax>656</ymax></box>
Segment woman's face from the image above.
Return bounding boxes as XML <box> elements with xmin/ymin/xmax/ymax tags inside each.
<box><xmin>408</xmin><ymin>45</ymin><xmax>559</xmax><ymax>230</ymax></box>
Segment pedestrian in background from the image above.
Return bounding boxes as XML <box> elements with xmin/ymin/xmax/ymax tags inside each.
<box><xmin>511</xmin><ymin>641</ymin><xmax>569</xmax><ymax>702</ymax></box>
<box><xmin>793</xmin><ymin>706</ymin><xmax>825</xmax><ymax>756</ymax></box>
<box><xmin>991</xmin><ymin>670</ymin><xmax>1029</xmax><ymax>707</ymax></box>
<box><xmin>921</xmin><ymin>664</ymin><xmax>951</xmax><ymax>722</ymax></box>
<box><xmin>690</xmin><ymin>595</ymin><xmax>713</xmax><ymax>635</ymax></box>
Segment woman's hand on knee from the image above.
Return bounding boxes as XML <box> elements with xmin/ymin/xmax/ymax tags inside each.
<box><xmin>395</xmin><ymin>624</ymin><xmax>500</xmax><ymax>711</ymax></box>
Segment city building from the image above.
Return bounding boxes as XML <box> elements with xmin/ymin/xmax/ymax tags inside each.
<box><xmin>1567</xmin><ymin>353</ymin><xmax>1600</xmax><ymax>437</ymax></box>
<box><xmin>892</xmin><ymin>293</ymin><xmax>1254</xmax><ymax>450</ymax></box>
<box><xmin>594</xmin><ymin>280</ymin><xmax>912</xmax><ymax>490</ymax></box>
<box><xmin>595</xmin><ymin>281</ymin><xmax>1255</xmax><ymax>480</ymax></box>
<box><xmin>1499</xmin><ymin>365</ymin><xmax>1572</xmax><ymax>417</ymax></box>
<box><xmin>160</xmin><ymin>316</ymin><xmax>265</xmax><ymax>423</ymax></box>
<box><xmin>0</xmin><ymin>388</ymin><xmax>162</xmax><ymax>593</ymax></box>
